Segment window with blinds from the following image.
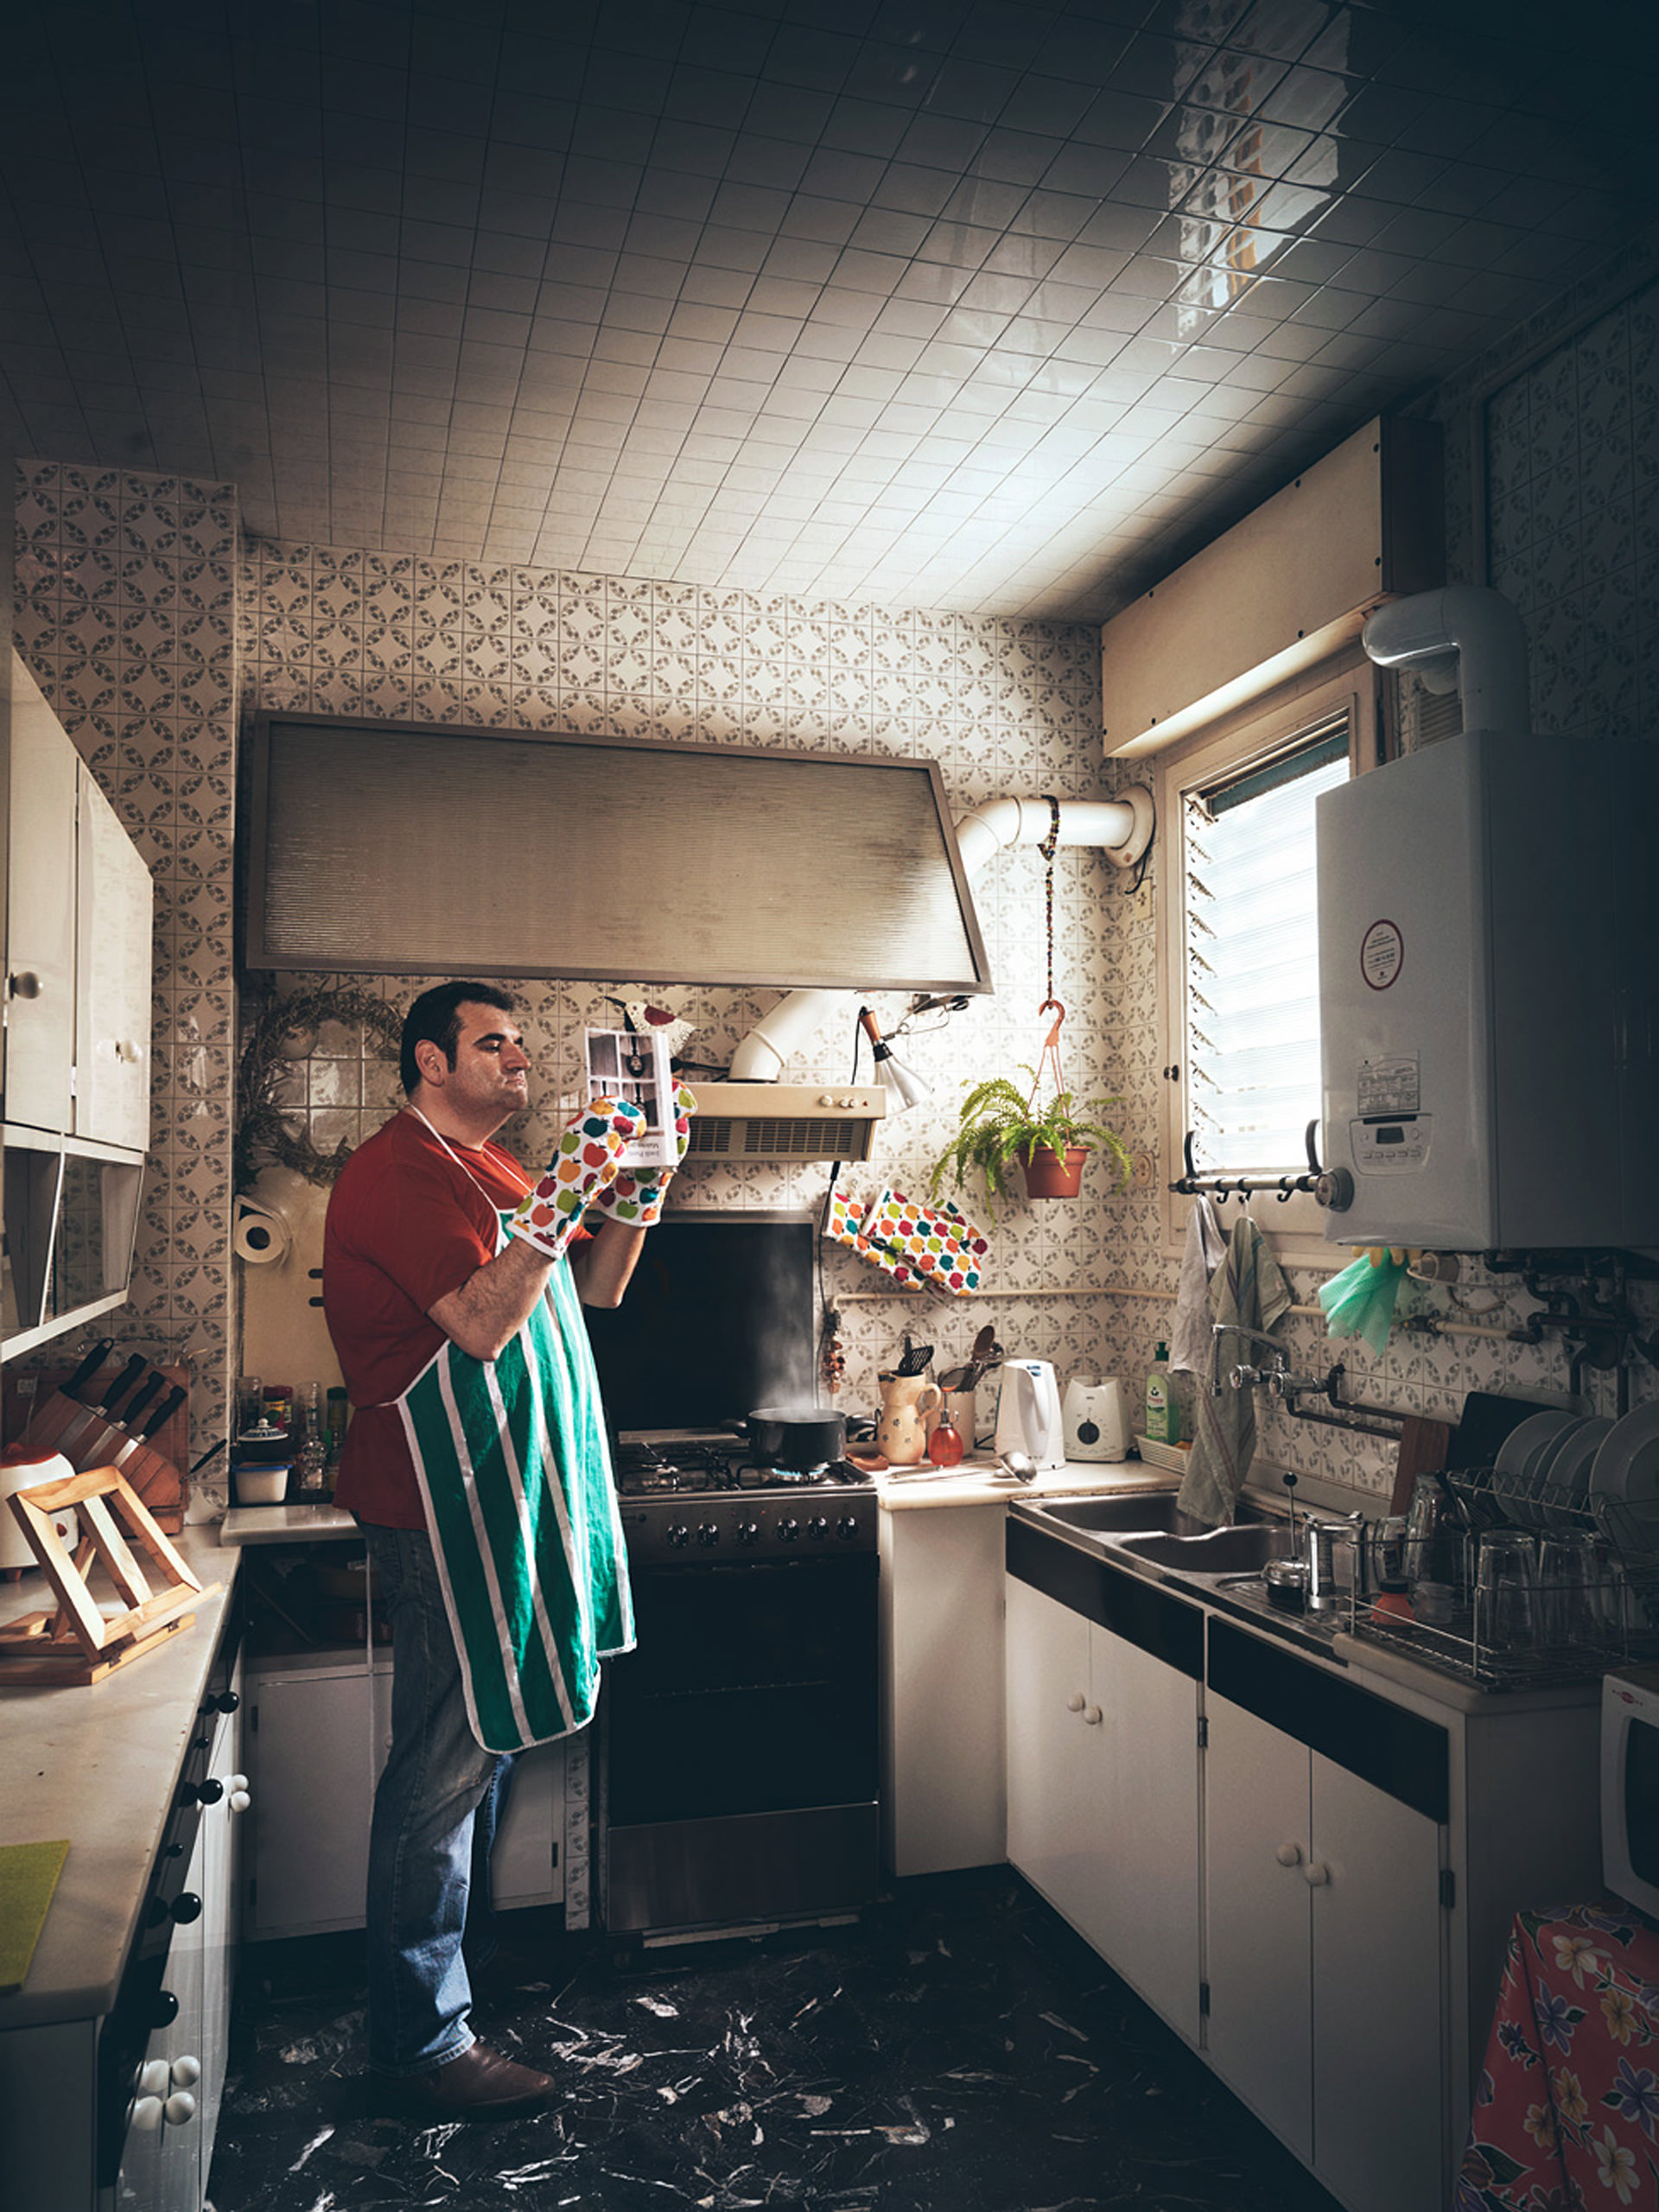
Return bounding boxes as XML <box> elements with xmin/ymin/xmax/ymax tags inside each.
<box><xmin>1180</xmin><ymin>714</ymin><xmax>1351</xmax><ymax>1180</ymax></box>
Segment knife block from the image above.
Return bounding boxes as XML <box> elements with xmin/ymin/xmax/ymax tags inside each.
<box><xmin>3</xmin><ymin>1364</ymin><xmax>190</xmax><ymax>1532</ymax></box>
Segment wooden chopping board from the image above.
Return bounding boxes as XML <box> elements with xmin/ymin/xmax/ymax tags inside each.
<box><xmin>1389</xmin><ymin>1414</ymin><xmax>1454</xmax><ymax>1514</ymax></box>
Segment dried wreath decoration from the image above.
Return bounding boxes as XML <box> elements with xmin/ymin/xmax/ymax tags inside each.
<box><xmin>234</xmin><ymin>986</ymin><xmax>404</xmax><ymax>1192</ymax></box>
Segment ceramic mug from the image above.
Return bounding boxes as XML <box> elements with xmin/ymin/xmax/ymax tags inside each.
<box><xmin>876</xmin><ymin>1373</ymin><xmax>942</xmax><ymax>1466</ymax></box>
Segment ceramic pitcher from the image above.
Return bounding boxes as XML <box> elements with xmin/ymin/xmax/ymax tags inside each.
<box><xmin>876</xmin><ymin>1373</ymin><xmax>942</xmax><ymax>1466</ymax></box>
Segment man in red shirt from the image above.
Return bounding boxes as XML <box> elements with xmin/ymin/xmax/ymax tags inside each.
<box><xmin>325</xmin><ymin>981</ymin><xmax>658</xmax><ymax>2117</ymax></box>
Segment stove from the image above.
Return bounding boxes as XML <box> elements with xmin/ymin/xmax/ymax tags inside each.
<box><xmin>602</xmin><ymin>1424</ymin><xmax>881</xmax><ymax>1937</ymax></box>
<box><xmin>612</xmin><ymin>1432</ymin><xmax>877</xmax><ymax>1567</ymax></box>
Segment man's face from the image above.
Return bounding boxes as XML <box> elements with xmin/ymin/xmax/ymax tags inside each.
<box><xmin>431</xmin><ymin>1001</ymin><xmax>531</xmax><ymax>1124</ymax></box>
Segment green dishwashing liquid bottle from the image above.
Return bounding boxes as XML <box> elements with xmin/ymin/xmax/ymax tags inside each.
<box><xmin>1145</xmin><ymin>1341</ymin><xmax>1179</xmax><ymax>1444</ymax></box>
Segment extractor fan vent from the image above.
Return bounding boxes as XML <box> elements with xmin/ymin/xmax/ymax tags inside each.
<box><xmin>1393</xmin><ymin>663</ymin><xmax>1464</xmax><ymax>753</ymax></box>
<box><xmin>683</xmin><ymin>1084</ymin><xmax>886</xmax><ymax>1162</ymax></box>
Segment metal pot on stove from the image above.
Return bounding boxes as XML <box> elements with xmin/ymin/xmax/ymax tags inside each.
<box><xmin>745</xmin><ymin>1403</ymin><xmax>847</xmax><ymax>1472</ymax></box>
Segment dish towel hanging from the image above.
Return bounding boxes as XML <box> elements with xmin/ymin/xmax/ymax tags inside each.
<box><xmin>1170</xmin><ymin>1194</ymin><xmax>1226</xmax><ymax>1375</ymax></box>
<box><xmin>1178</xmin><ymin>1212</ymin><xmax>1293</xmax><ymax>1529</ymax></box>
<box><xmin>397</xmin><ymin>1221</ymin><xmax>635</xmax><ymax>1753</ymax></box>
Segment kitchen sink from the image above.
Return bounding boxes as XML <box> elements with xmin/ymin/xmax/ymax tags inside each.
<box><xmin>1038</xmin><ymin>1493</ymin><xmax>1185</xmax><ymax>1535</ymax></box>
<box><xmin>1112</xmin><ymin>1523</ymin><xmax>1296</xmax><ymax>1577</ymax></box>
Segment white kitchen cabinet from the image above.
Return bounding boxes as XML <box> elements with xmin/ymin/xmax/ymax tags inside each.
<box><xmin>245</xmin><ymin>1651</ymin><xmax>563</xmax><ymax>1940</ymax></box>
<box><xmin>4</xmin><ymin>653</ymin><xmax>79</xmax><ymax>1135</ymax></box>
<box><xmin>75</xmin><ymin>760</ymin><xmax>153</xmax><ymax>1150</ymax></box>
<box><xmin>880</xmin><ymin>1501</ymin><xmax>1008</xmax><ymax>1875</ymax></box>
<box><xmin>1005</xmin><ymin>1575</ymin><xmax>1097</xmax><ymax>1923</ymax></box>
<box><xmin>4</xmin><ymin>652</ymin><xmax>152</xmax><ymax>1148</ymax></box>
<box><xmin>1205</xmin><ymin>1688</ymin><xmax>1445</xmax><ymax>2212</ymax></box>
<box><xmin>1005</xmin><ymin>1531</ymin><xmax>1204</xmax><ymax>2043</ymax></box>
<box><xmin>1003</xmin><ymin>1509</ymin><xmax>1603</xmax><ymax>2212</ymax></box>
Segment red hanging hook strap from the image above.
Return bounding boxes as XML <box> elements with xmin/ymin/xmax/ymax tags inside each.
<box><xmin>1027</xmin><ymin>796</ymin><xmax>1066</xmax><ymax>1113</ymax></box>
<box><xmin>1027</xmin><ymin>997</ymin><xmax>1067</xmax><ymax>1113</ymax></box>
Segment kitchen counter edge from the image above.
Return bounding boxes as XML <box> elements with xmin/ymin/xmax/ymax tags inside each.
<box><xmin>0</xmin><ymin>1528</ymin><xmax>239</xmax><ymax>2031</ymax></box>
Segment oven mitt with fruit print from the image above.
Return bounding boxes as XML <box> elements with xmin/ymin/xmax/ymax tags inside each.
<box><xmin>586</xmin><ymin>1084</ymin><xmax>696</xmax><ymax>1228</ymax></box>
<box><xmin>507</xmin><ymin>1097</ymin><xmax>645</xmax><ymax>1261</ymax></box>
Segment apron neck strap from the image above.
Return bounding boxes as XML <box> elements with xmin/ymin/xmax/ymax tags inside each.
<box><xmin>406</xmin><ymin>1105</ymin><xmax>530</xmax><ymax>1205</ymax></box>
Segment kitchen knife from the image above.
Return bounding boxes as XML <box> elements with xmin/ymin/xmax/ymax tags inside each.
<box><xmin>89</xmin><ymin>1387</ymin><xmax>190</xmax><ymax>1526</ymax></box>
<box><xmin>16</xmin><ymin>1339</ymin><xmax>125</xmax><ymax>1455</ymax></box>
<box><xmin>50</xmin><ymin>1351</ymin><xmax>151</xmax><ymax>1461</ymax></box>
<box><xmin>69</xmin><ymin>1373</ymin><xmax>178</xmax><ymax>1473</ymax></box>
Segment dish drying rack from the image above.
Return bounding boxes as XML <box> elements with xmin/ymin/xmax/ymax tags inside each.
<box><xmin>1339</xmin><ymin>1460</ymin><xmax>1659</xmax><ymax>1693</ymax></box>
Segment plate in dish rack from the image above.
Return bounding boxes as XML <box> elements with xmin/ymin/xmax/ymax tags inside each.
<box><xmin>1590</xmin><ymin>1400</ymin><xmax>1659</xmax><ymax>1504</ymax></box>
<box><xmin>1493</xmin><ymin>1409</ymin><xmax>1576</xmax><ymax>1484</ymax></box>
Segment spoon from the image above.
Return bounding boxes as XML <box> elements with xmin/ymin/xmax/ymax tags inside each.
<box><xmin>996</xmin><ymin>1450</ymin><xmax>1036</xmax><ymax>1483</ymax></box>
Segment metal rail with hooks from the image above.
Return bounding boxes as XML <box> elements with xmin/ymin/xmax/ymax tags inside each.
<box><xmin>1169</xmin><ymin>1122</ymin><xmax>1326</xmax><ymax>1205</ymax></box>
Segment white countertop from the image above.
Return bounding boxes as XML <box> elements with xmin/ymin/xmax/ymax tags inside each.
<box><xmin>0</xmin><ymin>1527</ymin><xmax>238</xmax><ymax>2030</ymax></box>
<box><xmin>220</xmin><ymin>1500</ymin><xmax>360</xmax><ymax>1546</ymax></box>
<box><xmin>877</xmin><ymin>1455</ymin><xmax>1179</xmax><ymax>1511</ymax></box>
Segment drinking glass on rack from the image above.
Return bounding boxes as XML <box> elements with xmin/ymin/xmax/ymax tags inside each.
<box><xmin>1475</xmin><ymin>1531</ymin><xmax>1539</xmax><ymax>1653</ymax></box>
<box><xmin>1536</xmin><ymin>1532</ymin><xmax>1609</xmax><ymax>1648</ymax></box>
<box><xmin>1406</xmin><ymin>1477</ymin><xmax>1460</xmax><ymax>1627</ymax></box>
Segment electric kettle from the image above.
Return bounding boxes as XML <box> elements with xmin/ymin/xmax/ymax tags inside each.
<box><xmin>1062</xmin><ymin>1377</ymin><xmax>1129</xmax><ymax>1463</ymax></box>
<box><xmin>994</xmin><ymin>1360</ymin><xmax>1065</xmax><ymax>1468</ymax></box>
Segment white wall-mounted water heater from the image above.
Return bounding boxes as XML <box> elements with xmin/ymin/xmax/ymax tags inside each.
<box><xmin>1316</xmin><ymin>588</ymin><xmax>1659</xmax><ymax>1251</ymax></box>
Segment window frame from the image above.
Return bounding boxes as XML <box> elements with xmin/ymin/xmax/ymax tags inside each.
<box><xmin>1154</xmin><ymin>646</ymin><xmax>1382</xmax><ymax>1264</ymax></box>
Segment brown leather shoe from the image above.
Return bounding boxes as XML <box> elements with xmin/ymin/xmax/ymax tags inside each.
<box><xmin>405</xmin><ymin>2041</ymin><xmax>559</xmax><ymax>2117</ymax></box>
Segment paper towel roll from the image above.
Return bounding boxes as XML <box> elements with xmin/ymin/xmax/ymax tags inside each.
<box><xmin>233</xmin><ymin>1198</ymin><xmax>292</xmax><ymax>1266</ymax></box>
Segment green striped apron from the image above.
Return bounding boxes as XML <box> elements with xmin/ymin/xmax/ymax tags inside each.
<box><xmin>396</xmin><ymin>1215</ymin><xmax>635</xmax><ymax>1753</ymax></box>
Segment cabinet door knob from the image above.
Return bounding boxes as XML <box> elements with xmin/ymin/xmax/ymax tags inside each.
<box><xmin>130</xmin><ymin>2094</ymin><xmax>166</xmax><ymax>2133</ymax></box>
<box><xmin>8</xmin><ymin>970</ymin><xmax>41</xmax><ymax>1001</ymax></box>
<box><xmin>1066</xmin><ymin>1692</ymin><xmax>1086</xmax><ymax>1713</ymax></box>
<box><xmin>1083</xmin><ymin>1705</ymin><xmax>1103</xmax><ymax>1726</ymax></box>
<box><xmin>163</xmin><ymin>2088</ymin><xmax>199</xmax><ymax>2126</ymax></box>
<box><xmin>1303</xmin><ymin>1861</ymin><xmax>1330</xmax><ymax>1886</ymax></box>
<box><xmin>1275</xmin><ymin>1842</ymin><xmax>1303</xmax><ymax>1867</ymax></box>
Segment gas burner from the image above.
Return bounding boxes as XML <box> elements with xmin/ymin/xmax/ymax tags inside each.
<box><xmin>613</xmin><ymin>1436</ymin><xmax>747</xmax><ymax>1497</ymax></box>
<box><xmin>738</xmin><ymin>1459</ymin><xmax>874</xmax><ymax>1489</ymax></box>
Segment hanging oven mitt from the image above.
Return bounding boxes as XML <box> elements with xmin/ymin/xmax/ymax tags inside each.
<box><xmin>586</xmin><ymin>1083</ymin><xmax>697</xmax><ymax>1228</ymax></box>
<box><xmin>507</xmin><ymin>1096</ymin><xmax>644</xmax><ymax>1261</ymax></box>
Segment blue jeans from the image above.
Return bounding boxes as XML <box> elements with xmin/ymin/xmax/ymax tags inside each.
<box><xmin>364</xmin><ymin>1526</ymin><xmax>512</xmax><ymax>2075</ymax></box>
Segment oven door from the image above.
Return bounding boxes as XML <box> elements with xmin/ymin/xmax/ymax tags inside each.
<box><xmin>604</xmin><ymin>1554</ymin><xmax>879</xmax><ymax>1931</ymax></box>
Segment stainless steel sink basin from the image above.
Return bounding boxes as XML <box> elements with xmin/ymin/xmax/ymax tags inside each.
<box><xmin>1039</xmin><ymin>1494</ymin><xmax>1185</xmax><ymax>1535</ymax></box>
<box><xmin>1113</xmin><ymin>1523</ymin><xmax>1296</xmax><ymax>1576</ymax></box>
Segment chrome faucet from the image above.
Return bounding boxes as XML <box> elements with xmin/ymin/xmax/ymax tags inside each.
<box><xmin>1210</xmin><ymin>1322</ymin><xmax>1289</xmax><ymax>1395</ymax></box>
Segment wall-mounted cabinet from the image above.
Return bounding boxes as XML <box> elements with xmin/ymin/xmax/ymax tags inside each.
<box><xmin>3</xmin><ymin>653</ymin><xmax>153</xmax><ymax>1358</ymax></box>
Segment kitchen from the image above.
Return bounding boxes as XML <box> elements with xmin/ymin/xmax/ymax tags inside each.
<box><xmin>3</xmin><ymin>1</ymin><xmax>1658</xmax><ymax>2206</ymax></box>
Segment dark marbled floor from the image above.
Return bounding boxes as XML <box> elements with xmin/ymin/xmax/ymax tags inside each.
<box><xmin>208</xmin><ymin>1869</ymin><xmax>1342</xmax><ymax>2212</ymax></box>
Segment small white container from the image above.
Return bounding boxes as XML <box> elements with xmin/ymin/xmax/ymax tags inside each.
<box><xmin>235</xmin><ymin>1462</ymin><xmax>291</xmax><ymax>1505</ymax></box>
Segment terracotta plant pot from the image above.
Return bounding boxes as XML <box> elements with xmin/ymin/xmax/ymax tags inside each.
<box><xmin>1020</xmin><ymin>1143</ymin><xmax>1090</xmax><ymax>1198</ymax></box>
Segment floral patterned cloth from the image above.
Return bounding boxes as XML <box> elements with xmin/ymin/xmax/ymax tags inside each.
<box><xmin>1459</xmin><ymin>1899</ymin><xmax>1659</xmax><ymax>2210</ymax></box>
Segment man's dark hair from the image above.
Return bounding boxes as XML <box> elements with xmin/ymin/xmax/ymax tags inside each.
<box><xmin>401</xmin><ymin>982</ymin><xmax>518</xmax><ymax>1096</ymax></box>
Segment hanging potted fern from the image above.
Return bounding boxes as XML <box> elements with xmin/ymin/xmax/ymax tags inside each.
<box><xmin>927</xmin><ymin>1069</ymin><xmax>1133</xmax><ymax>1205</ymax></box>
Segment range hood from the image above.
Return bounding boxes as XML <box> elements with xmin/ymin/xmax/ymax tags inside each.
<box><xmin>684</xmin><ymin>1084</ymin><xmax>887</xmax><ymax>1163</ymax></box>
<box><xmin>688</xmin><ymin>790</ymin><xmax>1155</xmax><ymax>1159</ymax></box>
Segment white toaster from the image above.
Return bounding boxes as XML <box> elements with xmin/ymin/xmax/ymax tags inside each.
<box><xmin>1061</xmin><ymin>1379</ymin><xmax>1130</xmax><ymax>1463</ymax></box>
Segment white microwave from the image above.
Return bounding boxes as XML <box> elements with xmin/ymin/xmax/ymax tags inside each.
<box><xmin>1602</xmin><ymin>1666</ymin><xmax>1659</xmax><ymax>1919</ymax></box>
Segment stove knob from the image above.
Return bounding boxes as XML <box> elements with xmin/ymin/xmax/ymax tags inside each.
<box><xmin>777</xmin><ymin>1517</ymin><xmax>800</xmax><ymax>1542</ymax></box>
<box><xmin>696</xmin><ymin>1522</ymin><xmax>721</xmax><ymax>1548</ymax></box>
<box><xmin>735</xmin><ymin>1521</ymin><xmax>760</xmax><ymax>1547</ymax></box>
<box><xmin>666</xmin><ymin>1523</ymin><xmax>690</xmax><ymax>1548</ymax></box>
<box><xmin>806</xmin><ymin>1516</ymin><xmax>830</xmax><ymax>1540</ymax></box>
<box><xmin>193</xmin><ymin>1777</ymin><xmax>225</xmax><ymax>1807</ymax></box>
<box><xmin>170</xmin><ymin>1892</ymin><xmax>203</xmax><ymax>1927</ymax></box>
<box><xmin>836</xmin><ymin>1516</ymin><xmax>861</xmax><ymax>1541</ymax></box>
